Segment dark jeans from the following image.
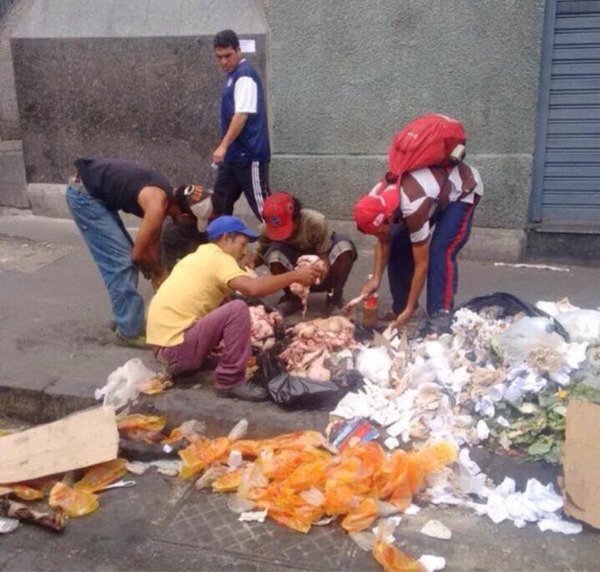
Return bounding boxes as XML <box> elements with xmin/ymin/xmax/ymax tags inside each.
<box><xmin>66</xmin><ymin>182</ymin><xmax>145</xmax><ymax>337</ymax></box>
<box><xmin>213</xmin><ymin>161</ymin><xmax>270</xmax><ymax>221</ymax></box>
<box><xmin>388</xmin><ymin>197</ymin><xmax>479</xmax><ymax>315</ymax></box>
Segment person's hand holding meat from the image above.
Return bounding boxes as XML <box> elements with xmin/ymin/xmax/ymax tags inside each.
<box><xmin>292</xmin><ymin>262</ymin><xmax>321</xmax><ymax>287</ymax></box>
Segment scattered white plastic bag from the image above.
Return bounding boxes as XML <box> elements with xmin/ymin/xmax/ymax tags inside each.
<box><xmin>493</xmin><ymin>318</ymin><xmax>564</xmax><ymax>365</ymax></box>
<box><xmin>555</xmin><ymin>310</ymin><xmax>600</xmax><ymax>343</ymax></box>
<box><xmin>96</xmin><ymin>358</ymin><xmax>158</xmax><ymax>410</ymax></box>
<box><xmin>0</xmin><ymin>517</ymin><xmax>19</xmax><ymax>534</ymax></box>
<box><xmin>419</xmin><ymin>555</ymin><xmax>446</xmax><ymax>571</ymax></box>
<box><xmin>227</xmin><ymin>418</ymin><xmax>249</xmax><ymax>441</ymax></box>
<box><xmin>356</xmin><ymin>347</ymin><xmax>393</xmax><ymax>387</ymax></box>
<box><xmin>538</xmin><ymin>518</ymin><xmax>583</xmax><ymax>534</ymax></box>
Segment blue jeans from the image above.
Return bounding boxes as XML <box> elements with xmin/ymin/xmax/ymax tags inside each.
<box><xmin>388</xmin><ymin>197</ymin><xmax>479</xmax><ymax>315</ymax></box>
<box><xmin>66</xmin><ymin>183</ymin><xmax>145</xmax><ymax>337</ymax></box>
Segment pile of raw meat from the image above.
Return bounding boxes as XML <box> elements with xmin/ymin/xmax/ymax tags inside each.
<box><xmin>249</xmin><ymin>305</ymin><xmax>283</xmax><ymax>351</ymax></box>
<box><xmin>290</xmin><ymin>254</ymin><xmax>327</xmax><ymax>315</ymax></box>
<box><xmin>279</xmin><ymin>316</ymin><xmax>357</xmax><ymax>381</ymax></box>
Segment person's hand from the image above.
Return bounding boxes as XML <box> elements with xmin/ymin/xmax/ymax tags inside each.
<box><xmin>212</xmin><ymin>144</ymin><xmax>227</xmax><ymax>165</ymax></box>
<box><xmin>360</xmin><ymin>276</ymin><xmax>380</xmax><ymax>298</ymax></box>
<box><xmin>293</xmin><ymin>264</ymin><xmax>322</xmax><ymax>286</ymax></box>
<box><xmin>318</xmin><ymin>259</ymin><xmax>330</xmax><ymax>282</ymax></box>
<box><xmin>392</xmin><ymin>306</ymin><xmax>415</xmax><ymax>329</ymax></box>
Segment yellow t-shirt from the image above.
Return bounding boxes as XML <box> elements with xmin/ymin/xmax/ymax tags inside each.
<box><xmin>146</xmin><ymin>243</ymin><xmax>247</xmax><ymax>347</ymax></box>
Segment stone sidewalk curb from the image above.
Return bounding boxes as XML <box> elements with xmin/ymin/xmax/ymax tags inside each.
<box><xmin>0</xmin><ymin>378</ymin><xmax>560</xmax><ymax>490</ymax></box>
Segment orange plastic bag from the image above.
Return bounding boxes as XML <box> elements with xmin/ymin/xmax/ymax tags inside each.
<box><xmin>409</xmin><ymin>441</ymin><xmax>457</xmax><ymax>473</ymax></box>
<box><xmin>405</xmin><ymin>441</ymin><xmax>458</xmax><ymax>494</ymax></box>
<box><xmin>233</xmin><ymin>439</ymin><xmax>269</xmax><ymax>458</ymax></box>
<box><xmin>267</xmin><ymin>505</ymin><xmax>313</xmax><ymax>533</ymax></box>
<box><xmin>257</xmin><ymin>486</ymin><xmax>323</xmax><ymax>533</ymax></box>
<box><xmin>375</xmin><ymin>451</ymin><xmax>409</xmax><ymax>500</ymax></box>
<box><xmin>282</xmin><ymin>458</ymin><xmax>327</xmax><ymax>491</ymax></box>
<box><xmin>324</xmin><ymin>480</ymin><xmax>362</xmax><ymax>515</ymax></box>
<box><xmin>212</xmin><ymin>469</ymin><xmax>243</xmax><ymax>493</ymax></box>
<box><xmin>341</xmin><ymin>442</ymin><xmax>386</xmax><ymax>481</ymax></box>
<box><xmin>0</xmin><ymin>484</ymin><xmax>44</xmax><ymax>501</ymax></box>
<box><xmin>138</xmin><ymin>376</ymin><xmax>172</xmax><ymax>395</ymax></box>
<box><xmin>341</xmin><ymin>497</ymin><xmax>378</xmax><ymax>532</ymax></box>
<box><xmin>179</xmin><ymin>437</ymin><xmax>229</xmax><ymax>479</ymax></box>
<box><xmin>268</xmin><ymin>431</ymin><xmax>325</xmax><ymax>451</ymax></box>
<box><xmin>117</xmin><ymin>414</ymin><xmax>166</xmax><ymax>433</ymax></box>
<box><xmin>373</xmin><ymin>540</ymin><xmax>424</xmax><ymax>572</ymax></box>
<box><xmin>372</xmin><ymin>518</ymin><xmax>424</xmax><ymax>572</ymax></box>
<box><xmin>73</xmin><ymin>459</ymin><xmax>128</xmax><ymax>493</ymax></box>
<box><xmin>49</xmin><ymin>482</ymin><xmax>99</xmax><ymax>517</ymax></box>
<box><xmin>388</xmin><ymin>479</ymin><xmax>413</xmax><ymax>511</ymax></box>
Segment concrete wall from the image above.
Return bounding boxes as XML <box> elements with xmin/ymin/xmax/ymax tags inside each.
<box><xmin>5</xmin><ymin>0</ymin><xmax>545</xmax><ymax>241</ymax></box>
<box><xmin>10</xmin><ymin>0</ymin><xmax>266</xmax><ymax>186</ymax></box>
<box><xmin>0</xmin><ymin>0</ymin><xmax>17</xmax><ymax>27</ymax></box>
<box><xmin>265</xmin><ymin>0</ymin><xmax>545</xmax><ymax>229</ymax></box>
<box><xmin>0</xmin><ymin>0</ymin><xmax>33</xmax><ymax>141</ymax></box>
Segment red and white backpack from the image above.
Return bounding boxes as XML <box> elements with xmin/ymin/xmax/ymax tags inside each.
<box><xmin>373</xmin><ymin>113</ymin><xmax>467</xmax><ymax>195</ymax></box>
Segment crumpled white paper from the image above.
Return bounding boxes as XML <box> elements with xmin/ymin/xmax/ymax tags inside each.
<box><xmin>469</xmin><ymin>477</ymin><xmax>580</xmax><ymax>532</ymax></box>
<box><xmin>238</xmin><ymin>509</ymin><xmax>268</xmax><ymax>523</ymax></box>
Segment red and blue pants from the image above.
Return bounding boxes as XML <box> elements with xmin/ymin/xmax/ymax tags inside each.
<box><xmin>388</xmin><ymin>197</ymin><xmax>479</xmax><ymax>315</ymax></box>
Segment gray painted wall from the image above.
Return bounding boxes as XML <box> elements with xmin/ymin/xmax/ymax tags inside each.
<box><xmin>0</xmin><ymin>0</ymin><xmax>33</xmax><ymax>140</ymax></box>
<box><xmin>0</xmin><ymin>0</ymin><xmax>17</xmax><ymax>24</ymax></box>
<box><xmin>5</xmin><ymin>0</ymin><xmax>545</xmax><ymax>234</ymax></box>
<box><xmin>266</xmin><ymin>0</ymin><xmax>545</xmax><ymax>228</ymax></box>
<box><xmin>10</xmin><ymin>0</ymin><xmax>266</xmax><ymax>185</ymax></box>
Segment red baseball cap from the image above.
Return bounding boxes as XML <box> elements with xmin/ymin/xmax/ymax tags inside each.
<box><xmin>262</xmin><ymin>192</ymin><xmax>295</xmax><ymax>240</ymax></box>
<box><xmin>353</xmin><ymin>186</ymin><xmax>399</xmax><ymax>235</ymax></box>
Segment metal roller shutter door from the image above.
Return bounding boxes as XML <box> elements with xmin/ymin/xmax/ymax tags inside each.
<box><xmin>532</xmin><ymin>0</ymin><xmax>600</xmax><ymax>225</ymax></box>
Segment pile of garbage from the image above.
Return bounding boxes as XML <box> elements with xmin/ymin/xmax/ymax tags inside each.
<box><xmin>333</xmin><ymin>298</ymin><xmax>600</xmax><ymax>464</ymax></box>
<box><xmin>2</xmin><ymin>404</ymin><xmax>589</xmax><ymax>571</ymax></box>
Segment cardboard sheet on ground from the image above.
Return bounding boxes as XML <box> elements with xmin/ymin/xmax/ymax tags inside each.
<box><xmin>564</xmin><ymin>400</ymin><xmax>600</xmax><ymax>529</ymax></box>
<box><xmin>0</xmin><ymin>407</ymin><xmax>118</xmax><ymax>484</ymax></box>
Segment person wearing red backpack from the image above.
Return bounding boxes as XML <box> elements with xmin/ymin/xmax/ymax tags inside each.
<box><xmin>353</xmin><ymin>162</ymin><xmax>483</xmax><ymax>330</ymax></box>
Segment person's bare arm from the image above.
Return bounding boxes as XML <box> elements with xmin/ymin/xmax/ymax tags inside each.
<box><xmin>361</xmin><ymin>238</ymin><xmax>390</xmax><ymax>297</ymax></box>
<box><xmin>394</xmin><ymin>240</ymin><xmax>429</xmax><ymax>327</ymax></box>
<box><xmin>229</xmin><ymin>265</ymin><xmax>319</xmax><ymax>298</ymax></box>
<box><xmin>133</xmin><ymin>187</ymin><xmax>168</xmax><ymax>278</ymax></box>
<box><xmin>212</xmin><ymin>113</ymin><xmax>248</xmax><ymax>164</ymax></box>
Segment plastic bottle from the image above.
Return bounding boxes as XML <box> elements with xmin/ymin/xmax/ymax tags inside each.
<box><xmin>362</xmin><ymin>275</ymin><xmax>379</xmax><ymax>327</ymax></box>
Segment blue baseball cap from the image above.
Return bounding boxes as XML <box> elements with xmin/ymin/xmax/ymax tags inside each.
<box><xmin>206</xmin><ymin>215</ymin><xmax>259</xmax><ymax>242</ymax></box>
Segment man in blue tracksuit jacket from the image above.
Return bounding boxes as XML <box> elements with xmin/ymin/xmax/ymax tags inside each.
<box><xmin>212</xmin><ymin>29</ymin><xmax>271</xmax><ymax>221</ymax></box>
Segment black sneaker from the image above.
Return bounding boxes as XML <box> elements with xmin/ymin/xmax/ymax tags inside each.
<box><xmin>215</xmin><ymin>382</ymin><xmax>269</xmax><ymax>402</ymax></box>
<box><xmin>419</xmin><ymin>311</ymin><xmax>453</xmax><ymax>336</ymax></box>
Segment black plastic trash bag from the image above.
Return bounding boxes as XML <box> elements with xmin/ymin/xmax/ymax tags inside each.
<box><xmin>253</xmin><ymin>349</ymin><xmax>363</xmax><ymax>410</ymax></box>
<box><xmin>458</xmin><ymin>292</ymin><xmax>570</xmax><ymax>341</ymax></box>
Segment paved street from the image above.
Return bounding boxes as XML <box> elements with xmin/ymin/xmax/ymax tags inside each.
<box><xmin>1</xmin><ymin>208</ymin><xmax>600</xmax><ymax>570</ymax></box>
<box><xmin>1</xmin><ymin>465</ymin><xmax>600</xmax><ymax>572</ymax></box>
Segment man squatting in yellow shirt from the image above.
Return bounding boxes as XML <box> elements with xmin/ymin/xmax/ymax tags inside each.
<box><xmin>146</xmin><ymin>215</ymin><xmax>321</xmax><ymax>402</ymax></box>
